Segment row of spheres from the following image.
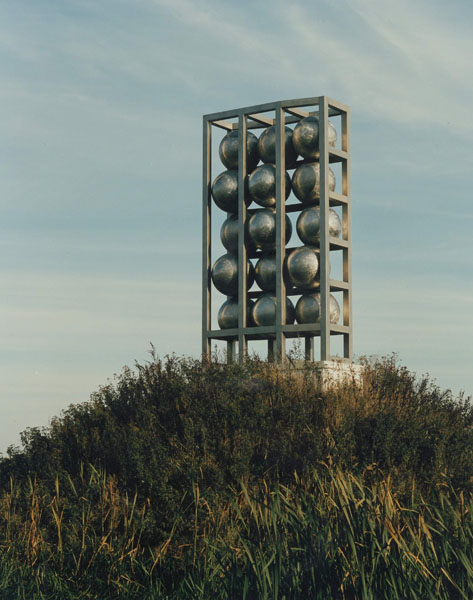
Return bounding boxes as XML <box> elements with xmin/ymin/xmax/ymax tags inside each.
<box><xmin>214</xmin><ymin>211</ymin><xmax>340</xmax><ymax>294</ymax></box>
<box><xmin>212</xmin><ymin>115</ymin><xmax>337</xmax><ymax>213</ymax></box>
<box><xmin>218</xmin><ymin>292</ymin><xmax>340</xmax><ymax>329</ymax></box>
<box><xmin>212</xmin><ymin>162</ymin><xmax>336</xmax><ymax>212</ymax></box>
<box><xmin>219</xmin><ymin>115</ymin><xmax>337</xmax><ymax>170</ymax></box>
<box><xmin>211</xmin><ymin>116</ymin><xmax>340</xmax><ymax>329</ymax></box>
<box><xmin>220</xmin><ymin>206</ymin><xmax>341</xmax><ymax>254</ymax></box>
<box><xmin>213</xmin><ymin>247</ymin><xmax>340</xmax><ymax>328</ymax></box>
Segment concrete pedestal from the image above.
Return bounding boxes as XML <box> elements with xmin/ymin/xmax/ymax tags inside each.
<box><xmin>288</xmin><ymin>359</ymin><xmax>364</xmax><ymax>390</ymax></box>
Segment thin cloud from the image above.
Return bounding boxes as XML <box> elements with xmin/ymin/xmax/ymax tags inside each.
<box><xmin>282</xmin><ymin>1</ymin><xmax>473</xmax><ymax>134</ymax></box>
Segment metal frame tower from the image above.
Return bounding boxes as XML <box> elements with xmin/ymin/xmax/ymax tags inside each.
<box><xmin>202</xmin><ymin>96</ymin><xmax>352</xmax><ymax>363</ymax></box>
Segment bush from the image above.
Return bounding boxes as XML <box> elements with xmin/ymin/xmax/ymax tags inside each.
<box><xmin>1</xmin><ymin>353</ymin><xmax>472</xmax><ymax>545</ymax></box>
<box><xmin>1</xmin><ymin>352</ymin><xmax>473</xmax><ymax>597</ymax></box>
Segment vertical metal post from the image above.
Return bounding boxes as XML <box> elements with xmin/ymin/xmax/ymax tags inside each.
<box><xmin>275</xmin><ymin>104</ymin><xmax>286</xmax><ymax>362</ymax></box>
<box><xmin>341</xmin><ymin>108</ymin><xmax>353</xmax><ymax>359</ymax></box>
<box><xmin>319</xmin><ymin>97</ymin><xmax>331</xmax><ymax>361</ymax></box>
<box><xmin>238</xmin><ymin>113</ymin><xmax>248</xmax><ymax>362</ymax></box>
<box><xmin>201</xmin><ymin>118</ymin><xmax>212</xmax><ymax>359</ymax></box>
<box><xmin>268</xmin><ymin>339</ymin><xmax>274</xmax><ymax>362</ymax></box>
<box><xmin>227</xmin><ymin>340</ymin><xmax>235</xmax><ymax>363</ymax></box>
<box><xmin>305</xmin><ymin>336</ymin><xmax>314</xmax><ymax>361</ymax></box>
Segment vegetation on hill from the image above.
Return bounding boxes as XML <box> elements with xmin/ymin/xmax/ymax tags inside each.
<box><xmin>0</xmin><ymin>353</ymin><xmax>472</xmax><ymax>598</ymax></box>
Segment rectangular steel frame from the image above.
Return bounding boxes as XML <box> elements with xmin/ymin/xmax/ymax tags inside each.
<box><xmin>202</xmin><ymin>96</ymin><xmax>352</xmax><ymax>363</ymax></box>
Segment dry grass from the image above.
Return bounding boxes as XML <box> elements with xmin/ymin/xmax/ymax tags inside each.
<box><xmin>1</xmin><ymin>464</ymin><xmax>473</xmax><ymax>598</ymax></box>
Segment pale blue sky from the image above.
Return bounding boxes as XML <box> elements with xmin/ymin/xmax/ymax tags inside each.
<box><xmin>1</xmin><ymin>0</ymin><xmax>472</xmax><ymax>453</ymax></box>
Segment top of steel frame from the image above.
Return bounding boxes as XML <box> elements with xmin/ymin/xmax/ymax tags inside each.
<box><xmin>203</xmin><ymin>96</ymin><xmax>349</xmax><ymax>123</ymax></box>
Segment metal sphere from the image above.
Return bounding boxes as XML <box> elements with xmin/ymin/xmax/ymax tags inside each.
<box><xmin>292</xmin><ymin>116</ymin><xmax>337</xmax><ymax>160</ymax></box>
<box><xmin>296</xmin><ymin>207</ymin><xmax>341</xmax><ymax>245</ymax></box>
<box><xmin>291</xmin><ymin>163</ymin><xmax>336</xmax><ymax>204</ymax></box>
<box><xmin>219</xmin><ymin>130</ymin><xmax>259</xmax><ymax>171</ymax></box>
<box><xmin>295</xmin><ymin>293</ymin><xmax>340</xmax><ymax>324</ymax></box>
<box><xmin>218</xmin><ymin>297</ymin><xmax>254</xmax><ymax>329</ymax></box>
<box><xmin>258</xmin><ymin>125</ymin><xmax>298</xmax><ymax>167</ymax></box>
<box><xmin>284</xmin><ymin>246</ymin><xmax>320</xmax><ymax>291</ymax></box>
<box><xmin>220</xmin><ymin>215</ymin><xmax>256</xmax><ymax>254</ymax></box>
<box><xmin>220</xmin><ymin>214</ymin><xmax>239</xmax><ymax>252</ymax></box>
<box><xmin>255</xmin><ymin>254</ymin><xmax>275</xmax><ymax>291</ymax></box>
<box><xmin>247</xmin><ymin>208</ymin><xmax>292</xmax><ymax>252</ymax></box>
<box><xmin>248</xmin><ymin>164</ymin><xmax>291</xmax><ymax>207</ymax></box>
<box><xmin>211</xmin><ymin>170</ymin><xmax>238</xmax><ymax>213</ymax></box>
<box><xmin>252</xmin><ymin>293</ymin><xmax>295</xmax><ymax>327</ymax></box>
<box><xmin>313</xmin><ymin>248</ymin><xmax>330</xmax><ymax>283</ymax></box>
<box><xmin>211</xmin><ymin>253</ymin><xmax>254</xmax><ymax>296</ymax></box>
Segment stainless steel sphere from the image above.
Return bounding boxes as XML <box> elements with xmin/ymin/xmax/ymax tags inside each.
<box><xmin>258</xmin><ymin>125</ymin><xmax>298</xmax><ymax>168</ymax></box>
<box><xmin>284</xmin><ymin>246</ymin><xmax>320</xmax><ymax>290</ymax></box>
<box><xmin>311</xmin><ymin>248</ymin><xmax>330</xmax><ymax>288</ymax></box>
<box><xmin>219</xmin><ymin>130</ymin><xmax>259</xmax><ymax>171</ymax></box>
<box><xmin>247</xmin><ymin>208</ymin><xmax>292</xmax><ymax>252</ymax></box>
<box><xmin>255</xmin><ymin>254</ymin><xmax>276</xmax><ymax>291</ymax></box>
<box><xmin>220</xmin><ymin>214</ymin><xmax>239</xmax><ymax>252</ymax></box>
<box><xmin>296</xmin><ymin>207</ymin><xmax>341</xmax><ymax>245</ymax></box>
<box><xmin>252</xmin><ymin>293</ymin><xmax>295</xmax><ymax>327</ymax></box>
<box><xmin>211</xmin><ymin>170</ymin><xmax>238</xmax><ymax>213</ymax></box>
<box><xmin>218</xmin><ymin>297</ymin><xmax>254</xmax><ymax>329</ymax></box>
<box><xmin>220</xmin><ymin>215</ymin><xmax>256</xmax><ymax>254</ymax></box>
<box><xmin>211</xmin><ymin>253</ymin><xmax>254</xmax><ymax>296</ymax></box>
<box><xmin>292</xmin><ymin>116</ymin><xmax>337</xmax><ymax>160</ymax></box>
<box><xmin>248</xmin><ymin>164</ymin><xmax>291</xmax><ymax>207</ymax></box>
<box><xmin>295</xmin><ymin>293</ymin><xmax>340</xmax><ymax>324</ymax></box>
<box><xmin>292</xmin><ymin>163</ymin><xmax>336</xmax><ymax>204</ymax></box>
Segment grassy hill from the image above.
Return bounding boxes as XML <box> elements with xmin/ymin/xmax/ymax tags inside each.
<box><xmin>1</xmin><ymin>353</ymin><xmax>472</xmax><ymax>598</ymax></box>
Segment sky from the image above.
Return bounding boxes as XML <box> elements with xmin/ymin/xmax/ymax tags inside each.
<box><xmin>0</xmin><ymin>0</ymin><xmax>472</xmax><ymax>454</ymax></box>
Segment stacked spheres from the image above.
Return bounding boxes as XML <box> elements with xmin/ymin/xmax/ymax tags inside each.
<box><xmin>218</xmin><ymin>297</ymin><xmax>254</xmax><ymax>329</ymax></box>
<box><xmin>297</xmin><ymin>206</ymin><xmax>341</xmax><ymax>245</ymax></box>
<box><xmin>219</xmin><ymin>130</ymin><xmax>259</xmax><ymax>171</ymax></box>
<box><xmin>211</xmin><ymin>253</ymin><xmax>254</xmax><ymax>297</ymax></box>
<box><xmin>295</xmin><ymin>293</ymin><xmax>340</xmax><ymax>325</ymax></box>
<box><xmin>248</xmin><ymin>164</ymin><xmax>291</xmax><ymax>207</ymax></box>
<box><xmin>285</xmin><ymin>246</ymin><xmax>320</xmax><ymax>291</ymax></box>
<box><xmin>220</xmin><ymin>214</ymin><xmax>256</xmax><ymax>254</ymax></box>
<box><xmin>247</xmin><ymin>208</ymin><xmax>292</xmax><ymax>252</ymax></box>
<box><xmin>252</xmin><ymin>293</ymin><xmax>295</xmax><ymax>327</ymax></box>
<box><xmin>258</xmin><ymin>125</ymin><xmax>298</xmax><ymax>167</ymax></box>
<box><xmin>211</xmin><ymin>117</ymin><xmax>339</xmax><ymax>329</ymax></box>
<box><xmin>254</xmin><ymin>254</ymin><xmax>278</xmax><ymax>292</ymax></box>
<box><xmin>292</xmin><ymin>163</ymin><xmax>336</xmax><ymax>204</ymax></box>
<box><xmin>292</xmin><ymin>116</ymin><xmax>337</xmax><ymax>159</ymax></box>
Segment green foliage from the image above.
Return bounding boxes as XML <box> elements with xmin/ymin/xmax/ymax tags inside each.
<box><xmin>0</xmin><ymin>353</ymin><xmax>472</xmax><ymax>597</ymax></box>
<box><xmin>3</xmin><ymin>354</ymin><xmax>473</xmax><ymax>499</ymax></box>
<box><xmin>2</xmin><ymin>466</ymin><xmax>473</xmax><ymax>598</ymax></box>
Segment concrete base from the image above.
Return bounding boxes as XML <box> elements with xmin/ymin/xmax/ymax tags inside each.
<box><xmin>287</xmin><ymin>359</ymin><xmax>364</xmax><ymax>390</ymax></box>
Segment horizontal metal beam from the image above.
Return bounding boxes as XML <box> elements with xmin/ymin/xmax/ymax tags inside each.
<box><xmin>219</xmin><ymin>113</ymin><xmax>319</xmax><ymax>132</ymax></box>
<box><xmin>204</xmin><ymin>97</ymin><xmax>343</xmax><ymax>123</ymax></box>
<box><xmin>247</xmin><ymin>286</ymin><xmax>322</xmax><ymax>298</ymax></box>
<box><xmin>330</xmin><ymin>237</ymin><xmax>349</xmax><ymax>250</ymax></box>
<box><xmin>246</xmin><ymin>279</ymin><xmax>351</xmax><ymax>296</ymax></box>
<box><xmin>326</xmin><ymin>97</ymin><xmax>349</xmax><ymax>114</ymax></box>
<box><xmin>247</xmin><ymin>197</ymin><xmax>348</xmax><ymax>219</ymax></box>
<box><xmin>204</xmin><ymin>99</ymin><xmax>296</xmax><ymax>122</ymax></box>
<box><xmin>328</xmin><ymin>148</ymin><xmax>348</xmax><ymax>162</ymax></box>
<box><xmin>209</xmin><ymin>111</ymin><xmax>342</xmax><ymax>134</ymax></box>
<box><xmin>284</xmin><ymin>107</ymin><xmax>310</xmax><ymax>118</ymax></box>
<box><xmin>330</xmin><ymin>279</ymin><xmax>350</xmax><ymax>291</ymax></box>
<box><xmin>206</xmin><ymin>322</ymin><xmax>350</xmax><ymax>340</ymax></box>
<box><xmin>211</xmin><ymin>119</ymin><xmax>234</xmax><ymax>131</ymax></box>
<box><xmin>248</xmin><ymin>113</ymin><xmax>274</xmax><ymax>126</ymax></box>
<box><xmin>329</xmin><ymin>192</ymin><xmax>349</xmax><ymax>206</ymax></box>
